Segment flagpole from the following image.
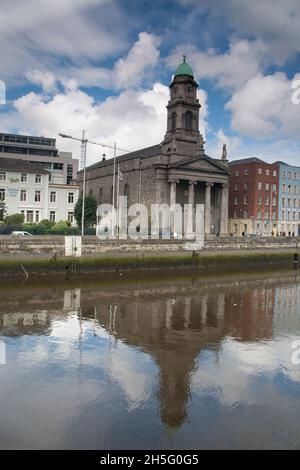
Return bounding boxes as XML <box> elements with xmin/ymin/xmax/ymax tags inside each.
<box><xmin>112</xmin><ymin>142</ymin><xmax>116</xmax><ymax>236</ymax></box>
<box><xmin>116</xmin><ymin>163</ymin><xmax>120</xmax><ymax>235</ymax></box>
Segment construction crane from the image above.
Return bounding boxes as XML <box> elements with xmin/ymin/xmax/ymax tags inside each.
<box><xmin>59</xmin><ymin>132</ymin><xmax>131</xmax><ymax>170</ymax></box>
<box><xmin>59</xmin><ymin>131</ymin><xmax>133</xmax><ymax>237</ymax></box>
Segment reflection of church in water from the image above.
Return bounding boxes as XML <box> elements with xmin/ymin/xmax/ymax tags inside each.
<box><xmin>0</xmin><ymin>277</ymin><xmax>281</xmax><ymax>428</ymax></box>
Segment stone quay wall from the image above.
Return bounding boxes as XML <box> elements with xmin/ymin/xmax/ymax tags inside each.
<box><xmin>0</xmin><ymin>235</ymin><xmax>299</xmax><ymax>257</ymax></box>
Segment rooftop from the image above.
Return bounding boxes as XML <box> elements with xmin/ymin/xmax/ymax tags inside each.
<box><xmin>174</xmin><ymin>55</ymin><xmax>194</xmax><ymax>78</ymax></box>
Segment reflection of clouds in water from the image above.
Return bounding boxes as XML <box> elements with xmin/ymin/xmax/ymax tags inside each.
<box><xmin>109</xmin><ymin>348</ymin><xmax>154</xmax><ymax>409</ymax></box>
<box><xmin>193</xmin><ymin>336</ymin><xmax>300</xmax><ymax>408</ymax></box>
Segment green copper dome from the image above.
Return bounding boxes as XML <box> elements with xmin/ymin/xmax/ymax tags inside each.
<box><xmin>174</xmin><ymin>55</ymin><xmax>194</xmax><ymax>77</ymax></box>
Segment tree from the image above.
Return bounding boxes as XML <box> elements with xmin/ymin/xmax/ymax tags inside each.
<box><xmin>74</xmin><ymin>195</ymin><xmax>97</xmax><ymax>228</ymax></box>
<box><xmin>4</xmin><ymin>213</ymin><xmax>24</xmax><ymax>225</ymax></box>
<box><xmin>0</xmin><ymin>201</ymin><xmax>7</xmax><ymax>221</ymax></box>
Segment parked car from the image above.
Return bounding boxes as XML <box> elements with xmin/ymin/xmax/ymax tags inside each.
<box><xmin>11</xmin><ymin>231</ymin><xmax>32</xmax><ymax>237</ymax></box>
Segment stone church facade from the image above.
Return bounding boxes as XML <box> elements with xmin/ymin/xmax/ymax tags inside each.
<box><xmin>79</xmin><ymin>57</ymin><xmax>230</xmax><ymax>236</ymax></box>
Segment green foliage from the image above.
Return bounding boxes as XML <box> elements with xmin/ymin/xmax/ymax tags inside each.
<box><xmin>0</xmin><ymin>201</ymin><xmax>7</xmax><ymax>221</ymax></box>
<box><xmin>39</xmin><ymin>219</ymin><xmax>55</xmax><ymax>229</ymax></box>
<box><xmin>23</xmin><ymin>223</ymin><xmax>47</xmax><ymax>235</ymax></box>
<box><xmin>4</xmin><ymin>213</ymin><xmax>24</xmax><ymax>226</ymax></box>
<box><xmin>50</xmin><ymin>220</ymin><xmax>69</xmax><ymax>234</ymax></box>
<box><xmin>74</xmin><ymin>196</ymin><xmax>97</xmax><ymax>228</ymax></box>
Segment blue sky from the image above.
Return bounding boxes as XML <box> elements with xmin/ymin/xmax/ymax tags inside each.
<box><xmin>0</xmin><ymin>0</ymin><xmax>299</xmax><ymax>165</ymax></box>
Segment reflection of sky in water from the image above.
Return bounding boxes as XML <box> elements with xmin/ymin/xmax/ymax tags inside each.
<box><xmin>1</xmin><ymin>276</ymin><xmax>300</xmax><ymax>449</ymax></box>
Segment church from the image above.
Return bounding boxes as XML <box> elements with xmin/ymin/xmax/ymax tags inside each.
<box><xmin>79</xmin><ymin>57</ymin><xmax>230</xmax><ymax>236</ymax></box>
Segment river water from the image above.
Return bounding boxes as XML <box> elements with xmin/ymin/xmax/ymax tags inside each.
<box><xmin>0</xmin><ymin>271</ymin><xmax>300</xmax><ymax>450</ymax></box>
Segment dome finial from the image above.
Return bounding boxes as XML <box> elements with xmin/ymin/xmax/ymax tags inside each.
<box><xmin>183</xmin><ymin>54</ymin><xmax>186</xmax><ymax>63</ymax></box>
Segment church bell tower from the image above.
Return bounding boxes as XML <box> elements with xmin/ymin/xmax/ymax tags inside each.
<box><xmin>162</xmin><ymin>56</ymin><xmax>205</xmax><ymax>157</ymax></box>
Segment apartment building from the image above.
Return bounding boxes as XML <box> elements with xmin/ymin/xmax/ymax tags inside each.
<box><xmin>277</xmin><ymin>162</ymin><xmax>300</xmax><ymax>236</ymax></box>
<box><xmin>0</xmin><ymin>132</ymin><xmax>78</xmax><ymax>185</ymax></box>
<box><xmin>229</xmin><ymin>158</ymin><xmax>279</xmax><ymax>236</ymax></box>
<box><xmin>0</xmin><ymin>157</ymin><xmax>78</xmax><ymax>224</ymax></box>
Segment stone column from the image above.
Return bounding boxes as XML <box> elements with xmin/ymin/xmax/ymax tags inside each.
<box><xmin>205</xmin><ymin>182</ymin><xmax>213</xmax><ymax>235</ymax></box>
<box><xmin>220</xmin><ymin>183</ymin><xmax>229</xmax><ymax>236</ymax></box>
<box><xmin>185</xmin><ymin>181</ymin><xmax>197</xmax><ymax>237</ymax></box>
<box><xmin>169</xmin><ymin>179</ymin><xmax>178</xmax><ymax>206</ymax></box>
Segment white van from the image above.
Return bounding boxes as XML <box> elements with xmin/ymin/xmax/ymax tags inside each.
<box><xmin>11</xmin><ymin>231</ymin><xmax>32</xmax><ymax>237</ymax></box>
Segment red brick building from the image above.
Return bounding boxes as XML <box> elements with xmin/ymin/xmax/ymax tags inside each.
<box><xmin>229</xmin><ymin>158</ymin><xmax>279</xmax><ymax>236</ymax></box>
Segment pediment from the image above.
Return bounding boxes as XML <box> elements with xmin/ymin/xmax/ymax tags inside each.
<box><xmin>172</xmin><ymin>155</ymin><xmax>229</xmax><ymax>174</ymax></box>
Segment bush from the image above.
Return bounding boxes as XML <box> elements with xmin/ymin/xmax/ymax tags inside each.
<box><xmin>22</xmin><ymin>223</ymin><xmax>47</xmax><ymax>235</ymax></box>
<box><xmin>4</xmin><ymin>213</ymin><xmax>24</xmax><ymax>226</ymax></box>
<box><xmin>50</xmin><ymin>220</ymin><xmax>69</xmax><ymax>235</ymax></box>
<box><xmin>84</xmin><ymin>227</ymin><xmax>96</xmax><ymax>235</ymax></box>
<box><xmin>39</xmin><ymin>219</ymin><xmax>55</xmax><ymax>229</ymax></box>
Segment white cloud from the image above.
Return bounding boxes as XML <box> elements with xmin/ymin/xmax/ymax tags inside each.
<box><xmin>65</xmin><ymin>32</ymin><xmax>161</xmax><ymax>90</ymax></box>
<box><xmin>0</xmin><ymin>0</ymin><xmax>126</xmax><ymax>85</ymax></box>
<box><xmin>25</xmin><ymin>70</ymin><xmax>57</xmax><ymax>93</ymax></box>
<box><xmin>226</xmin><ymin>72</ymin><xmax>300</xmax><ymax>139</ymax></box>
<box><xmin>166</xmin><ymin>39</ymin><xmax>267</xmax><ymax>90</ymax></box>
<box><xmin>176</xmin><ymin>0</ymin><xmax>300</xmax><ymax>63</ymax></box>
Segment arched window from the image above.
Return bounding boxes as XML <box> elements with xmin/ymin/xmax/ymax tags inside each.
<box><xmin>171</xmin><ymin>112</ymin><xmax>177</xmax><ymax>131</ymax></box>
<box><xmin>185</xmin><ymin>111</ymin><xmax>193</xmax><ymax>130</ymax></box>
<box><xmin>124</xmin><ymin>183</ymin><xmax>129</xmax><ymax>197</ymax></box>
<box><xmin>99</xmin><ymin>187</ymin><xmax>103</xmax><ymax>204</ymax></box>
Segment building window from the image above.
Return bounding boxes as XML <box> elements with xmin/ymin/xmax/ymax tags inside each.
<box><xmin>265</xmin><ymin>196</ymin><xmax>269</xmax><ymax>206</ymax></box>
<box><xmin>258</xmin><ymin>195</ymin><xmax>262</xmax><ymax>205</ymax></box>
<box><xmin>185</xmin><ymin>111</ymin><xmax>193</xmax><ymax>130</ymax></box>
<box><xmin>26</xmin><ymin>211</ymin><xmax>34</xmax><ymax>223</ymax></box>
<box><xmin>235</xmin><ymin>170</ymin><xmax>239</xmax><ymax>177</ymax></box>
<box><xmin>50</xmin><ymin>191</ymin><xmax>56</xmax><ymax>203</ymax></box>
<box><xmin>244</xmin><ymin>182</ymin><xmax>249</xmax><ymax>190</ymax></box>
<box><xmin>258</xmin><ymin>182</ymin><xmax>262</xmax><ymax>190</ymax></box>
<box><xmin>244</xmin><ymin>210</ymin><xmax>248</xmax><ymax>219</ymax></box>
<box><xmin>20</xmin><ymin>189</ymin><xmax>27</xmax><ymax>202</ymax></box>
<box><xmin>272</xmin><ymin>211</ymin><xmax>276</xmax><ymax>220</ymax></box>
<box><xmin>68</xmin><ymin>212</ymin><xmax>74</xmax><ymax>224</ymax></box>
<box><xmin>35</xmin><ymin>190</ymin><xmax>41</xmax><ymax>202</ymax></box>
<box><xmin>0</xmin><ymin>172</ymin><xmax>6</xmax><ymax>181</ymax></box>
<box><xmin>273</xmin><ymin>184</ymin><xmax>277</xmax><ymax>192</ymax></box>
<box><xmin>258</xmin><ymin>168</ymin><xmax>262</xmax><ymax>175</ymax></box>
<box><xmin>282</xmin><ymin>210</ymin><xmax>285</xmax><ymax>221</ymax></box>
<box><xmin>244</xmin><ymin>196</ymin><xmax>249</xmax><ymax>205</ymax></box>
<box><xmin>273</xmin><ymin>197</ymin><xmax>277</xmax><ymax>206</ymax></box>
<box><xmin>266</xmin><ymin>169</ymin><xmax>270</xmax><ymax>176</ymax></box>
<box><xmin>49</xmin><ymin>211</ymin><xmax>56</xmax><ymax>223</ymax></box>
<box><xmin>244</xmin><ymin>169</ymin><xmax>249</xmax><ymax>175</ymax></box>
<box><xmin>282</xmin><ymin>171</ymin><xmax>286</xmax><ymax>177</ymax></box>
<box><xmin>282</xmin><ymin>184</ymin><xmax>286</xmax><ymax>192</ymax></box>
<box><xmin>265</xmin><ymin>183</ymin><xmax>270</xmax><ymax>191</ymax></box>
<box><xmin>0</xmin><ymin>188</ymin><xmax>5</xmax><ymax>201</ymax></box>
<box><xmin>35</xmin><ymin>174</ymin><xmax>41</xmax><ymax>184</ymax></box>
<box><xmin>233</xmin><ymin>210</ymin><xmax>238</xmax><ymax>218</ymax></box>
<box><xmin>282</xmin><ymin>198</ymin><xmax>285</xmax><ymax>206</ymax></box>
<box><xmin>273</xmin><ymin>170</ymin><xmax>277</xmax><ymax>177</ymax></box>
<box><xmin>234</xmin><ymin>197</ymin><xmax>238</xmax><ymax>205</ymax></box>
<box><xmin>99</xmin><ymin>187</ymin><xmax>103</xmax><ymax>204</ymax></box>
<box><xmin>171</xmin><ymin>112</ymin><xmax>177</xmax><ymax>130</ymax></box>
<box><xmin>234</xmin><ymin>183</ymin><xmax>239</xmax><ymax>191</ymax></box>
<box><xmin>288</xmin><ymin>172</ymin><xmax>292</xmax><ymax>179</ymax></box>
<box><xmin>21</xmin><ymin>173</ymin><xmax>27</xmax><ymax>183</ymax></box>
<box><xmin>68</xmin><ymin>192</ymin><xmax>74</xmax><ymax>204</ymax></box>
<box><xmin>257</xmin><ymin>210</ymin><xmax>261</xmax><ymax>220</ymax></box>
<box><xmin>265</xmin><ymin>210</ymin><xmax>269</xmax><ymax>219</ymax></box>
<box><xmin>35</xmin><ymin>211</ymin><xmax>40</xmax><ymax>223</ymax></box>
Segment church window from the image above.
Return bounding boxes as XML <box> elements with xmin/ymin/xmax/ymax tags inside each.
<box><xmin>124</xmin><ymin>183</ymin><xmax>129</xmax><ymax>197</ymax></box>
<box><xmin>99</xmin><ymin>187</ymin><xmax>103</xmax><ymax>203</ymax></box>
<box><xmin>185</xmin><ymin>111</ymin><xmax>193</xmax><ymax>130</ymax></box>
<box><xmin>171</xmin><ymin>112</ymin><xmax>177</xmax><ymax>130</ymax></box>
